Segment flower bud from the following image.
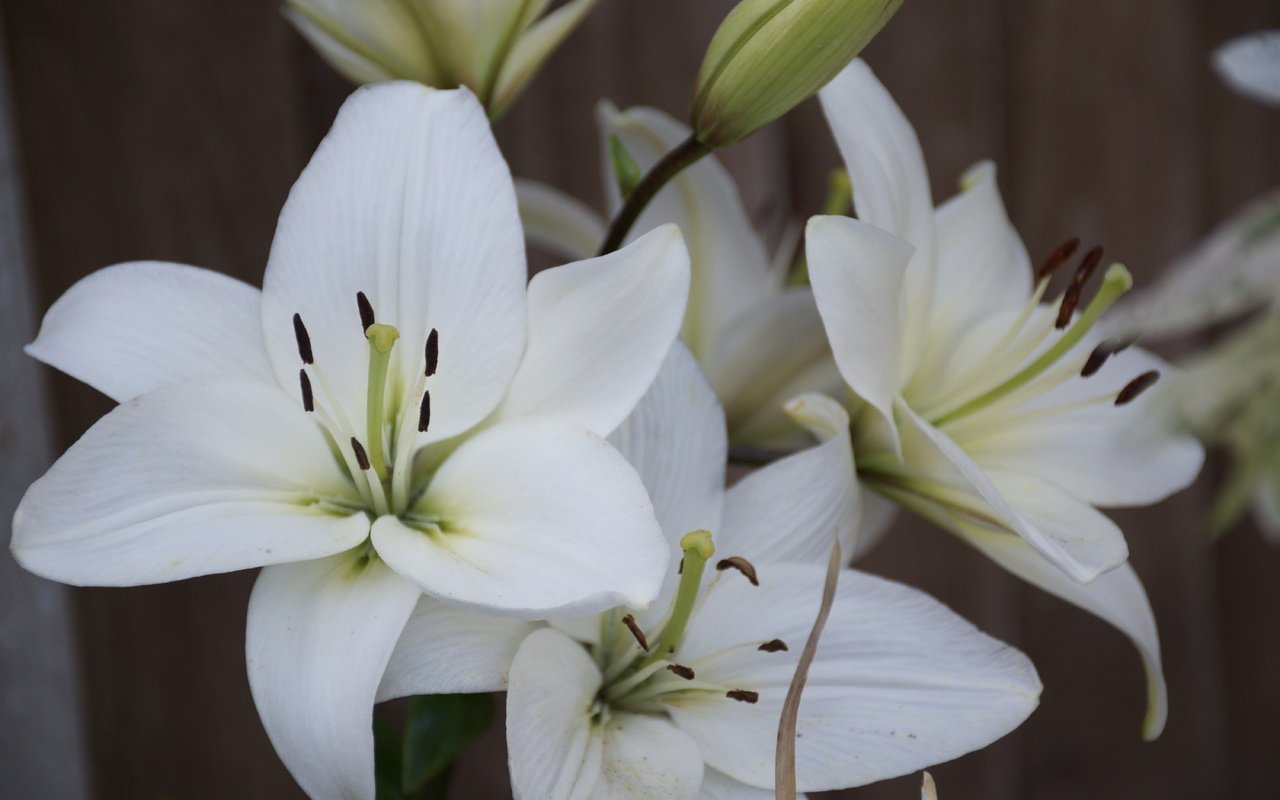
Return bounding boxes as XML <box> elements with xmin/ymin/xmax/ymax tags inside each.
<box><xmin>284</xmin><ymin>0</ymin><xmax>600</xmax><ymax>118</ymax></box>
<box><xmin>691</xmin><ymin>0</ymin><xmax>904</xmax><ymax>147</ymax></box>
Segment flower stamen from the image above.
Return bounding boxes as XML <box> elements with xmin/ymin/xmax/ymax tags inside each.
<box><xmin>1116</xmin><ymin>370</ymin><xmax>1160</xmax><ymax>405</ymax></box>
<box><xmin>726</xmin><ymin>689</ymin><xmax>759</xmax><ymax>703</ymax></box>
<box><xmin>356</xmin><ymin>291</ymin><xmax>375</xmax><ymax>333</ymax></box>
<box><xmin>292</xmin><ymin>313</ymin><xmax>314</xmax><ymax>364</ymax></box>
<box><xmin>622</xmin><ymin>613</ymin><xmax>650</xmax><ymax>652</ymax></box>
<box><xmin>298</xmin><ymin>369</ymin><xmax>314</xmax><ymax>413</ymax></box>
<box><xmin>666</xmin><ymin>664</ymin><xmax>695</xmax><ymax>680</ymax></box>
<box><xmin>758</xmin><ymin>639</ymin><xmax>789</xmax><ymax>652</ymax></box>
<box><xmin>1082</xmin><ymin>336</ymin><xmax>1133</xmax><ymax>378</ymax></box>
<box><xmin>716</xmin><ymin>556</ymin><xmax>759</xmax><ymax>586</ymax></box>
<box><xmin>1036</xmin><ymin>236</ymin><xmax>1081</xmax><ymax>279</ymax></box>
<box><xmin>1055</xmin><ymin>246</ymin><xmax>1105</xmax><ymax>329</ymax></box>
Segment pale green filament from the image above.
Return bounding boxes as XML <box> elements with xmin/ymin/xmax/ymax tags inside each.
<box><xmin>635</xmin><ymin>530</ymin><xmax>715</xmax><ymax>671</ymax></box>
<box><xmin>365</xmin><ymin>323</ymin><xmax>400</xmax><ymax>481</ymax></box>
<box><xmin>934</xmin><ymin>264</ymin><xmax>1133</xmax><ymax>427</ymax></box>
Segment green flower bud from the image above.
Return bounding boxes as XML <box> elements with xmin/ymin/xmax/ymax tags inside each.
<box><xmin>284</xmin><ymin>0</ymin><xmax>601</xmax><ymax>118</ymax></box>
<box><xmin>691</xmin><ymin>0</ymin><xmax>904</xmax><ymax>147</ymax></box>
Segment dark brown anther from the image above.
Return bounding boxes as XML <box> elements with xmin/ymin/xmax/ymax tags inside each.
<box><xmin>1115</xmin><ymin>370</ymin><xmax>1160</xmax><ymax>406</ymax></box>
<box><xmin>417</xmin><ymin>390</ymin><xmax>432</xmax><ymax>433</ymax></box>
<box><xmin>1036</xmin><ymin>237</ymin><xmax>1081</xmax><ymax>279</ymax></box>
<box><xmin>726</xmin><ymin>689</ymin><xmax>759</xmax><ymax>704</ymax></box>
<box><xmin>622</xmin><ymin>614</ymin><xmax>649</xmax><ymax>652</ymax></box>
<box><xmin>667</xmin><ymin>664</ymin><xmax>695</xmax><ymax>680</ymax></box>
<box><xmin>677</xmin><ymin>557</ymin><xmax>684</xmax><ymax>575</ymax></box>
<box><xmin>356</xmin><ymin>292</ymin><xmax>375</xmax><ymax>332</ymax></box>
<box><xmin>1055</xmin><ymin>246</ymin><xmax>1105</xmax><ymax>329</ymax></box>
<box><xmin>351</xmin><ymin>437</ymin><xmax>371</xmax><ymax>470</ymax></box>
<box><xmin>716</xmin><ymin>556</ymin><xmax>759</xmax><ymax>586</ymax></box>
<box><xmin>1081</xmin><ymin>336</ymin><xmax>1133</xmax><ymax>378</ymax></box>
<box><xmin>758</xmin><ymin>639</ymin><xmax>789</xmax><ymax>653</ymax></box>
<box><xmin>424</xmin><ymin>329</ymin><xmax>439</xmax><ymax>377</ymax></box>
<box><xmin>292</xmin><ymin>313</ymin><xmax>314</xmax><ymax>364</ymax></box>
<box><xmin>298</xmin><ymin>369</ymin><xmax>314</xmax><ymax>413</ymax></box>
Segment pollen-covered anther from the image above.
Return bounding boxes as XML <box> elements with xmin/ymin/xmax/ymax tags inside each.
<box><xmin>758</xmin><ymin>639</ymin><xmax>788</xmax><ymax>653</ymax></box>
<box><xmin>1035</xmin><ymin>236</ymin><xmax>1081</xmax><ymax>279</ymax></box>
<box><xmin>666</xmin><ymin>664</ymin><xmax>695</xmax><ymax>680</ymax></box>
<box><xmin>425</xmin><ymin>328</ymin><xmax>439</xmax><ymax>377</ymax></box>
<box><xmin>298</xmin><ymin>369</ymin><xmax>314</xmax><ymax>413</ymax></box>
<box><xmin>726</xmin><ymin>689</ymin><xmax>759</xmax><ymax>704</ymax></box>
<box><xmin>1082</xmin><ymin>336</ymin><xmax>1133</xmax><ymax>378</ymax></box>
<box><xmin>716</xmin><ymin>556</ymin><xmax>759</xmax><ymax>586</ymax></box>
<box><xmin>622</xmin><ymin>614</ymin><xmax>650</xmax><ymax>652</ymax></box>
<box><xmin>417</xmin><ymin>390</ymin><xmax>432</xmax><ymax>433</ymax></box>
<box><xmin>351</xmin><ymin>437</ymin><xmax>372</xmax><ymax>471</ymax></box>
<box><xmin>292</xmin><ymin>313</ymin><xmax>314</xmax><ymax>364</ymax></box>
<box><xmin>1116</xmin><ymin>370</ymin><xmax>1160</xmax><ymax>406</ymax></box>
<box><xmin>356</xmin><ymin>291</ymin><xmax>375</xmax><ymax>332</ymax></box>
<box><xmin>1055</xmin><ymin>245</ymin><xmax>1105</xmax><ymax>329</ymax></box>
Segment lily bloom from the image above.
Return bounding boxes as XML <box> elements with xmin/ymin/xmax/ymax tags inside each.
<box><xmin>497</xmin><ymin>347</ymin><xmax>1040</xmax><ymax>798</ymax></box>
<box><xmin>284</xmin><ymin>0</ymin><xmax>600</xmax><ymax>117</ymax></box>
<box><xmin>806</xmin><ymin>60</ymin><xmax>1204</xmax><ymax>738</ymax></box>
<box><xmin>518</xmin><ymin>103</ymin><xmax>843</xmax><ymax>450</ymax></box>
<box><xmin>12</xmin><ymin>83</ymin><xmax>689</xmax><ymax>799</ymax></box>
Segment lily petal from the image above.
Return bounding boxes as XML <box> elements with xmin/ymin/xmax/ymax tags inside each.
<box><xmin>516</xmin><ymin>179</ymin><xmax>606</xmax><ymax>261</ymax></box>
<box><xmin>26</xmin><ymin>262</ymin><xmax>273</xmax><ymax>403</ymax></box>
<box><xmin>284</xmin><ymin>0</ymin><xmax>440</xmax><ymax>84</ymax></box>
<box><xmin>956</xmin><ymin>526</ymin><xmax>1168</xmax><ymax>739</ymax></box>
<box><xmin>494</xmin><ymin>225</ymin><xmax>690</xmax><ymax>437</ymax></box>
<box><xmin>246</xmin><ymin>553</ymin><xmax>421</xmax><ymax>800</ymax></box>
<box><xmin>721</xmin><ymin>393</ymin><xmax>859</xmax><ymax>564</ymax></box>
<box><xmin>819</xmin><ymin>59</ymin><xmax>937</xmax><ymax>379</ymax></box>
<box><xmin>806</xmin><ymin>214</ymin><xmax>914</xmax><ymax>451</ymax></box>
<box><xmin>377</xmin><ymin>596</ymin><xmax>538</xmax><ymax>700</ymax></box>
<box><xmin>373</xmin><ymin>417</ymin><xmax>667</xmax><ymax>618</ymax></box>
<box><xmin>896</xmin><ymin>400</ymin><xmax>1128</xmax><ymax>583</ymax></box>
<box><xmin>698</xmin><ymin>769</ymin><xmax>783</xmax><ymax>799</ymax></box>
<box><xmin>262</xmin><ymin>83</ymin><xmax>526</xmax><ymax>444</ymax></box>
<box><xmin>1213</xmin><ymin>30</ymin><xmax>1280</xmax><ymax>106</ymax></box>
<box><xmin>11</xmin><ymin>380</ymin><xmax>369</xmax><ymax>586</ymax></box>
<box><xmin>492</xmin><ymin>0</ymin><xmax>602</xmax><ymax>115</ymax></box>
<box><xmin>598</xmin><ymin>103</ymin><xmax>774</xmax><ymax>363</ymax></box>
<box><xmin>507</xmin><ymin>628</ymin><xmax>703</xmax><ymax>800</ymax></box>
<box><xmin>670</xmin><ymin>565</ymin><xmax>1040</xmax><ymax>791</ymax></box>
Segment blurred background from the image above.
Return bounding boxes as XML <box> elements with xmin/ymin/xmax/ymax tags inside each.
<box><xmin>1</xmin><ymin>1</ymin><xmax>1277</xmax><ymax>798</ymax></box>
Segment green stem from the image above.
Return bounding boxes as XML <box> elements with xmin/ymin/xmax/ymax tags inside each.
<box><xmin>598</xmin><ymin>134</ymin><xmax>713</xmax><ymax>255</ymax></box>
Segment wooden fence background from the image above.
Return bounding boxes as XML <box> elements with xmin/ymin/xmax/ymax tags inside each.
<box><xmin>1</xmin><ymin>1</ymin><xmax>1277</xmax><ymax>798</ymax></box>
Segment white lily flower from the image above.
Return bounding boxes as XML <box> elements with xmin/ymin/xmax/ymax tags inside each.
<box><xmin>284</xmin><ymin>0</ymin><xmax>600</xmax><ymax>116</ymax></box>
<box><xmin>11</xmin><ymin>83</ymin><xmax>689</xmax><ymax>799</ymax></box>
<box><xmin>806</xmin><ymin>60</ymin><xmax>1204</xmax><ymax>738</ymax></box>
<box><xmin>516</xmin><ymin>103</ymin><xmax>844</xmax><ymax>450</ymax></box>
<box><xmin>501</xmin><ymin>347</ymin><xmax>1040</xmax><ymax>798</ymax></box>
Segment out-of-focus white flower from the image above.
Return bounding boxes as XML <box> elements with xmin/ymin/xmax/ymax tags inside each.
<box><xmin>1213</xmin><ymin>30</ymin><xmax>1280</xmax><ymax>106</ymax></box>
<box><xmin>12</xmin><ymin>83</ymin><xmax>690</xmax><ymax>800</ymax></box>
<box><xmin>805</xmin><ymin>60</ymin><xmax>1205</xmax><ymax>739</ymax></box>
<box><xmin>498</xmin><ymin>348</ymin><xmax>1040</xmax><ymax>798</ymax></box>
<box><xmin>517</xmin><ymin>103</ymin><xmax>844</xmax><ymax>450</ymax></box>
<box><xmin>921</xmin><ymin>772</ymin><xmax>938</xmax><ymax>800</ymax></box>
<box><xmin>284</xmin><ymin>0</ymin><xmax>600</xmax><ymax>116</ymax></box>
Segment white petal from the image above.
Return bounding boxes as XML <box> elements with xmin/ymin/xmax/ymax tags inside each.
<box><xmin>492</xmin><ymin>0</ymin><xmax>602</xmax><ymax>114</ymax></box>
<box><xmin>591</xmin><ymin>712</ymin><xmax>704</xmax><ymax>800</ymax></box>
<box><xmin>494</xmin><ymin>225</ymin><xmax>690</xmax><ymax>437</ymax></box>
<box><xmin>372</xmin><ymin>418</ymin><xmax>667</xmax><ymax>618</ymax></box>
<box><xmin>377</xmin><ymin>596</ymin><xmax>539</xmax><ymax>700</ymax></box>
<box><xmin>1213</xmin><ymin>30</ymin><xmax>1280</xmax><ymax>106</ymax></box>
<box><xmin>26</xmin><ymin>262</ymin><xmax>273</xmax><ymax>403</ymax></box>
<box><xmin>670</xmin><ymin>565</ymin><xmax>1040</xmax><ymax>791</ymax></box>
<box><xmin>721</xmin><ymin>394</ymin><xmax>858</xmax><ymax>564</ymax></box>
<box><xmin>957</xmin><ymin>527</ymin><xmax>1168</xmax><ymax>739</ymax></box>
<box><xmin>697</xmin><ymin>769</ymin><xmax>782</xmax><ymax>800</ymax></box>
<box><xmin>506</xmin><ymin>628</ymin><xmax>603</xmax><ymax>800</ymax></box>
<box><xmin>806</xmin><ymin>214</ymin><xmax>914</xmax><ymax>450</ymax></box>
<box><xmin>516</xmin><ymin>179</ymin><xmax>606</xmax><ymax>261</ymax></box>
<box><xmin>819</xmin><ymin>60</ymin><xmax>937</xmax><ymax>379</ymax></box>
<box><xmin>246</xmin><ymin>553</ymin><xmax>420</xmax><ymax>800</ymax></box>
<box><xmin>968</xmin><ymin>347</ymin><xmax>1204</xmax><ymax>507</ymax></box>
<box><xmin>608</xmin><ymin>343</ymin><xmax>727</xmax><ymax>554</ymax></box>
<box><xmin>262</xmin><ymin>83</ymin><xmax>526</xmax><ymax>443</ymax></box>
<box><xmin>598</xmin><ymin>103</ymin><xmax>774</xmax><ymax>362</ymax></box>
<box><xmin>284</xmin><ymin>0</ymin><xmax>439</xmax><ymax>84</ymax></box>
<box><xmin>11</xmin><ymin>380</ymin><xmax>369</xmax><ymax>586</ymax></box>
<box><xmin>896</xmin><ymin>401</ymin><xmax>1127</xmax><ymax>583</ymax></box>
<box><xmin>929</xmin><ymin>162</ymin><xmax>1032</xmax><ymax>340</ymax></box>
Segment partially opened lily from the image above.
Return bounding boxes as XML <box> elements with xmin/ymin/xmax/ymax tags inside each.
<box><xmin>518</xmin><ymin>103</ymin><xmax>843</xmax><ymax>449</ymax></box>
<box><xmin>12</xmin><ymin>83</ymin><xmax>689</xmax><ymax>799</ymax></box>
<box><xmin>806</xmin><ymin>60</ymin><xmax>1204</xmax><ymax>738</ymax></box>
<box><xmin>284</xmin><ymin>0</ymin><xmax>600</xmax><ymax>116</ymax></box>
<box><xmin>493</xmin><ymin>347</ymin><xmax>1039</xmax><ymax>797</ymax></box>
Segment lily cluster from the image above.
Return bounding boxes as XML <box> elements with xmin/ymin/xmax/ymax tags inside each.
<box><xmin>9</xmin><ymin>3</ymin><xmax>1215</xmax><ymax>800</ymax></box>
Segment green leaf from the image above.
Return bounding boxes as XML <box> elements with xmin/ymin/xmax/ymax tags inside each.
<box><xmin>374</xmin><ymin>717</ymin><xmax>406</xmax><ymax>800</ymax></box>
<box><xmin>401</xmin><ymin>694</ymin><xmax>496</xmax><ymax>795</ymax></box>
<box><xmin>608</xmin><ymin>134</ymin><xmax>644</xmax><ymax>199</ymax></box>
